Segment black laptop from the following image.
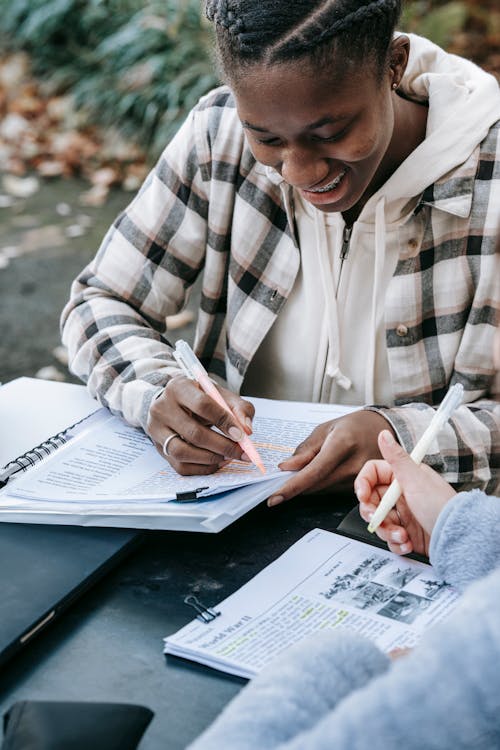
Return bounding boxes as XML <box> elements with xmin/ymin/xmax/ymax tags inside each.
<box><xmin>0</xmin><ymin>522</ymin><xmax>140</xmax><ymax>665</ymax></box>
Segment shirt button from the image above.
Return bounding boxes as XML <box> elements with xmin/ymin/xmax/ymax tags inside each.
<box><xmin>396</xmin><ymin>324</ymin><xmax>408</xmax><ymax>337</ymax></box>
<box><xmin>408</xmin><ymin>238</ymin><xmax>419</xmax><ymax>250</ymax></box>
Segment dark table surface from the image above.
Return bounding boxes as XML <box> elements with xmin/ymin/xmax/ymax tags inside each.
<box><xmin>0</xmin><ymin>494</ymin><xmax>356</xmax><ymax>749</ymax></box>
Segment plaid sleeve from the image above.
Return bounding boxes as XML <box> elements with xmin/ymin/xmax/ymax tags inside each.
<box><xmin>371</xmin><ymin>121</ymin><xmax>500</xmax><ymax>493</ymax></box>
<box><xmin>376</xmin><ymin>266</ymin><xmax>500</xmax><ymax>493</ymax></box>
<box><xmin>372</xmin><ymin>399</ymin><xmax>500</xmax><ymax>493</ymax></box>
<box><xmin>61</xmin><ymin>101</ymin><xmax>215</xmax><ymax>429</ymax></box>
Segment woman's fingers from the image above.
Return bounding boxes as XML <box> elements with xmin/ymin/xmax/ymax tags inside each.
<box><xmin>221</xmin><ymin>387</ymin><xmax>256</xmax><ymax>434</ymax></box>
<box><xmin>147</xmin><ymin>377</ymin><xmax>260</xmax><ymax>475</ymax></box>
<box><xmin>359</xmin><ymin>501</ymin><xmax>410</xmax><ymax>550</ymax></box>
<box><xmin>354</xmin><ymin>459</ymin><xmax>394</xmax><ymax>502</ymax></box>
<box><xmin>170</xmin><ymin>379</ymin><xmax>245</xmax><ymax>442</ymax></box>
<box><xmin>387</xmin><ymin>540</ymin><xmax>414</xmax><ymax>555</ymax></box>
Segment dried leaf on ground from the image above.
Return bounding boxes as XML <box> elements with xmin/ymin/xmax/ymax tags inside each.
<box><xmin>0</xmin><ymin>53</ymin><xmax>149</xmax><ymax>202</ymax></box>
<box><xmin>35</xmin><ymin>365</ymin><xmax>67</xmax><ymax>382</ymax></box>
<box><xmin>166</xmin><ymin>310</ymin><xmax>195</xmax><ymax>329</ymax></box>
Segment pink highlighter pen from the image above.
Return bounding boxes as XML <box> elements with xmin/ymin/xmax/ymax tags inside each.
<box><xmin>172</xmin><ymin>340</ymin><xmax>266</xmax><ymax>474</ymax></box>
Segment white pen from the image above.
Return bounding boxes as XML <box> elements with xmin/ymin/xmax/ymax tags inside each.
<box><xmin>367</xmin><ymin>383</ymin><xmax>464</xmax><ymax>534</ymax></box>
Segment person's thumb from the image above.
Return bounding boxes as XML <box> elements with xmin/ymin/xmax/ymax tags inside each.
<box><xmin>223</xmin><ymin>389</ymin><xmax>255</xmax><ymax>435</ymax></box>
<box><xmin>377</xmin><ymin>430</ymin><xmax>422</xmax><ymax>491</ymax></box>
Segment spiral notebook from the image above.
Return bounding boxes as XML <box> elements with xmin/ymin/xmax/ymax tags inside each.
<box><xmin>0</xmin><ymin>410</ymin><xmax>97</xmax><ymax>487</ymax></box>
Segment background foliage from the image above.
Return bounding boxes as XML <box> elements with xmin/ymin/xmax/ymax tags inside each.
<box><xmin>0</xmin><ymin>0</ymin><xmax>498</xmax><ymax>161</ymax></box>
<box><xmin>0</xmin><ymin>0</ymin><xmax>218</xmax><ymax>159</ymax></box>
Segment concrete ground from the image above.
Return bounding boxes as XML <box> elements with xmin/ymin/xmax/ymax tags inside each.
<box><xmin>0</xmin><ymin>177</ymin><xmax>198</xmax><ymax>385</ymax></box>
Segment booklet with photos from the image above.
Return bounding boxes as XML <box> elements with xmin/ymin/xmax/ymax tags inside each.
<box><xmin>164</xmin><ymin>528</ymin><xmax>460</xmax><ymax>678</ymax></box>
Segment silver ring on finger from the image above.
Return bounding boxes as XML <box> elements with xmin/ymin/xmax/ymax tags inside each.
<box><xmin>162</xmin><ymin>432</ymin><xmax>182</xmax><ymax>457</ymax></box>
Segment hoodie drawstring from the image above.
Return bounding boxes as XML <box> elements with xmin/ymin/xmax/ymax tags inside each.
<box><xmin>313</xmin><ymin>211</ymin><xmax>352</xmax><ymax>392</ymax></box>
<box><xmin>364</xmin><ymin>196</ymin><xmax>387</xmax><ymax>404</ymax></box>
<box><xmin>313</xmin><ymin>196</ymin><xmax>386</xmax><ymax>404</ymax></box>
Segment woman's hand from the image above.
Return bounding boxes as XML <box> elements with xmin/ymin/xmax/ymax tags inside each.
<box><xmin>267</xmin><ymin>410</ymin><xmax>395</xmax><ymax>506</ymax></box>
<box><xmin>355</xmin><ymin>430</ymin><xmax>457</xmax><ymax>556</ymax></box>
<box><xmin>147</xmin><ymin>376</ymin><xmax>255</xmax><ymax>475</ymax></box>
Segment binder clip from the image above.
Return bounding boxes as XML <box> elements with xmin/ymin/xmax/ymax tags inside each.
<box><xmin>175</xmin><ymin>487</ymin><xmax>209</xmax><ymax>502</ymax></box>
<box><xmin>184</xmin><ymin>594</ymin><xmax>221</xmax><ymax>624</ymax></box>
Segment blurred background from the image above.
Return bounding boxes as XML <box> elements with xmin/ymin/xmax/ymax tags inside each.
<box><xmin>0</xmin><ymin>0</ymin><xmax>498</xmax><ymax>384</ymax></box>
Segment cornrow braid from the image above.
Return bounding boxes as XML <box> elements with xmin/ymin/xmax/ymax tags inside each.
<box><xmin>205</xmin><ymin>0</ymin><xmax>245</xmax><ymax>38</ymax></box>
<box><xmin>272</xmin><ymin>0</ymin><xmax>399</xmax><ymax>60</ymax></box>
<box><xmin>206</xmin><ymin>0</ymin><xmax>402</xmax><ymax>82</ymax></box>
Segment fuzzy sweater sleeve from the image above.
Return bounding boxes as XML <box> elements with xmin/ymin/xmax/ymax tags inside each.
<box><xmin>430</xmin><ymin>490</ymin><xmax>500</xmax><ymax>589</ymax></box>
<box><xmin>188</xmin><ymin>569</ymin><xmax>500</xmax><ymax>750</ymax></box>
<box><xmin>187</xmin><ymin>632</ymin><xmax>389</xmax><ymax>750</ymax></box>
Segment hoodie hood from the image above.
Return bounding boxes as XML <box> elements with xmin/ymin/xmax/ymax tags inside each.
<box><xmin>364</xmin><ymin>33</ymin><xmax>500</xmax><ymax>224</ymax></box>
<box><xmin>260</xmin><ymin>33</ymin><xmax>500</xmax><ymax>225</ymax></box>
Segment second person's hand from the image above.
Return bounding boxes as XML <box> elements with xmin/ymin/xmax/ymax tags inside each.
<box><xmin>355</xmin><ymin>430</ymin><xmax>457</xmax><ymax>556</ymax></box>
<box><xmin>267</xmin><ymin>410</ymin><xmax>395</xmax><ymax>506</ymax></box>
<box><xmin>147</xmin><ymin>376</ymin><xmax>255</xmax><ymax>475</ymax></box>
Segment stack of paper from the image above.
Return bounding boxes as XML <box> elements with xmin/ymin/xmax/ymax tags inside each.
<box><xmin>0</xmin><ymin>395</ymin><xmax>355</xmax><ymax>532</ymax></box>
<box><xmin>164</xmin><ymin>529</ymin><xmax>460</xmax><ymax>677</ymax></box>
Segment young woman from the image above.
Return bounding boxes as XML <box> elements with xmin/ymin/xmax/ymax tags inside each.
<box><xmin>61</xmin><ymin>0</ymin><xmax>500</xmax><ymax>503</ymax></box>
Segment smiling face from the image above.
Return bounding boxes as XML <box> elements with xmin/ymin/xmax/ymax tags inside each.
<box><xmin>233</xmin><ymin>59</ymin><xmax>398</xmax><ymax>214</ymax></box>
<box><xmin>233</xmin><ymin>54</ymin><xmax>412</xmax><ymax>211</ymax></box>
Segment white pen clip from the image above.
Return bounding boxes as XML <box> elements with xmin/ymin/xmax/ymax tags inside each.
<box><xmin>172</xmin><ymin>340</ymin><xmax>198</xmax><ymax>380</ymax></box>
<box><xmin>410</xmin><ymin>383</ymin><xmax>464</xmax><ymax>464</ymax></box>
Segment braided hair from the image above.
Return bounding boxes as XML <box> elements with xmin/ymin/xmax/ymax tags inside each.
<box><xmin>206</xmin><ymin>0</ymin><xmax>402</xmax><ymax>82</ymax></box>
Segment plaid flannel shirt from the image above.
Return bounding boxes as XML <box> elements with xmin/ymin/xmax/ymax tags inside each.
<box><xmin>61</xmin><ymin>87</ymin><xmax>500</xmax><ymax>493</ymax></box>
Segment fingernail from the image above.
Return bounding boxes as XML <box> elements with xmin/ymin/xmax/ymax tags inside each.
<box><xmin>268</xmin><ymin>495</ymin><xmax>284</xmax><ymax>507</ymax></box>
<box><xmin>245</xmin><ymin>417</ymin><xmax>253</xmax><ymax>433</ymax></box>
<box><xmin>380</xmin><ymin>430</ymin><xmax>396</xmax><ymax>446</ymax></box>
<box><xmin>391</xmin><ymin>530</ymin><xmax>403</xmax><ymax>543</ymax></box>
<box><xmin>400</xmin><ymin>542</ymin><xmax>411</xmax><ymax>554</ymax></box>
<box><xmin>229</xmin><ymin>426</ymin><xmax>243</xmax><ymax>441</ymax></box>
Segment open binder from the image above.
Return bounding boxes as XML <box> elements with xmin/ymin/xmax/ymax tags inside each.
<box><xmin>0</xmin><ymin>378</ymin><xmax>357</xmax><ymax>532</ymax></box>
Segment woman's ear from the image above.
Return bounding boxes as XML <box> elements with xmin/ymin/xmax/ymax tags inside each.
<box><xmin>388</xmin><ymin>34</ymin><xmax>410</xmax><ymax>90</ymax></box>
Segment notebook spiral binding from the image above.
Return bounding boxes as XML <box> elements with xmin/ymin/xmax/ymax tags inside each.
<box><xmin>3</xmin><ymin>434</ymin><xmax>68</xmax><ymax>473</ymax></box>
<box><xmin>0</xmin><ymin>410</ymin><xmax>98</xmax><ymax>487</ymax></box>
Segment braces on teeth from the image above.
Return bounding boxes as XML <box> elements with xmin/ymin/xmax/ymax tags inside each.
<box><xmin>309</xmin><ymin>171</ymin><xmax>346</xmax><ymax>193</ymax></box>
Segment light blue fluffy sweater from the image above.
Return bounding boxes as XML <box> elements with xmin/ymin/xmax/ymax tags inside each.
<box><xmin>188</xmin><ymin>490</ymin><xmax>500</xmax><ymax>750</ymax></box>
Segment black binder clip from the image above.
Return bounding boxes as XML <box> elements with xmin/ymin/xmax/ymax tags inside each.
<box><xmin>175</xmin><ymin>486</ymin><xmax>209</xmax><ymax>502</ymax></box>
<box><xmin>184</xmin><ymin>595</ymin><xmax>221</xmax><ymax>624</ymax></box>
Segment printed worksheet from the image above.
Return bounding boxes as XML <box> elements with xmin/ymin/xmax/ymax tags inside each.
<box><xmin>164</xmin><ymin>529</ymin><xmax>460</xmax><ymax>678</ymax></box>
<box><xmin>1</xmin><ymin>399</ymin><xmax>356</xmax><ymax>504</ymax></box>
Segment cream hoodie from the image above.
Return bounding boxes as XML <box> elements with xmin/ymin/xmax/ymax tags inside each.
<box><xmin>243</xmin><ymin>34</ymin><xmax>500</xmax><ymax>405</ymax></box>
